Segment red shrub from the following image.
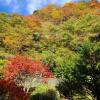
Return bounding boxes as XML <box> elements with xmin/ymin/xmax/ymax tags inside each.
<box><xmin>2</xmin><ymin>55</ymin><xmax>53</xmax><ymax>99</ymax></box>
<box><xmin>4</xmin><ymin>55</ymin><xmax>53</xmax><ymax>82</ymax></box>
<box><xmin>0</xmin><ymin>79</ymin><xmax>29</xmax><ymax>100</ymax></box>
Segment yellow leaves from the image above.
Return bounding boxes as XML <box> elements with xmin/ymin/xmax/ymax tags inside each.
<box><xmin>3</xmin><ymin>35</ymin><xmax>21</xmax><ymax>53</ymax></box>
<box><xmin>3</xmin><ymin>36</ymin><xmax>14</xmax><ymax>46</ymax></box>
<box><xmin>0</xmin><ymin>59</ymin><xmax>7</xmax><ymax>70</ymax></box>
<box><xmin>51</xmin><ymin>8</ymin><xmax>61</xmax><ymax>19</ymax></box>
<box><xmin>62</xmin><ymin>2</ymin><xmax>98</xmax><ymax>17</ymax></box>
<box><xmin>3</xmin><ymin>35</ymin><xmax>21</xmax><ymax>47</ymax></box>
<box><xmin>3</xmin><ymin>34</ymin><xmax>31</xmax><ymax>51</ymax></box>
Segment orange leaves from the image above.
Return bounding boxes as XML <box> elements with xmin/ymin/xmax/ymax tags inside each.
<box><xmin>89</xmin><ymin>1</ymin><xmax>100</xmax><ymax>15</ymax></box>
<box><xmin>23</xmin><ymin>15</ymin><xmax>41</xmax><ymax>29</ymax></box>
<box><xmin>90</xmin><ymin>0</ymin><xmax>100</xmax><ymax>8</ymax></box>
<box><xmin>3</xmin><ymin>34</ymin><xmax>32</xmax><ymax>54</ymax></box>
<box><xmin>63</xmin><ymin>2</ymin><xmax>78</xmax><ymax>8</ymax></box>
<box><xmin>42</xmin><ymin>4</ymin><xmax>55</xmax><ymax>14</ymax></box>
<box><xmin>3</xmin><ymin>35</ymin><xmax>21</xmax><ymax>48</ymax></box>
<box><xmin>61</xmin><ymin>3</ymin><xmax>77</xmax><ymax>17</ymax></box>
<box><xmin>22</xmin><ymin>1</ymin><xmax>99</xmax><ymax>24</ymax></box>
<box><xmin>3</xmin><ymin>36</ymin><xmax>14</xmax><ymax>46</ymax></box>
<box><xmin>62</xmin><ymin>2</ymin><xmax>99</xmax><ymax>17</ymax></box>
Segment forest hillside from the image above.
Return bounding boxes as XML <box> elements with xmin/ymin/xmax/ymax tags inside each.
<box><xmin>0</xmin><ymin>0</ymin><xmax>100</xmax><ymax>100</ymax></box>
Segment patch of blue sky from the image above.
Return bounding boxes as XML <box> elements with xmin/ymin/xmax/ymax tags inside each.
<box><xmin>0</xmin><ymin>0</ymin><xmax>99</xmax><ymax>15</ymax></box>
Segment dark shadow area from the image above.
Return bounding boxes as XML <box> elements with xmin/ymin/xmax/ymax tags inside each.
<box><xmin>30</xmin><ymin>90</ymin><xmax>58</xmax><ymax>100</ymax></box>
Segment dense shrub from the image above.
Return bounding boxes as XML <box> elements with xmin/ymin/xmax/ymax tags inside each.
<box><xmin>62</xmin><ymin>14</ymin><xmax>100</xmax><ymax>34</ymax></box>
<box><xmin>30</xmin><ymin>84</ymin><xmax>60</xmax><ymax>100</ymax></box>
<box><xmin>0</xmin><ymin>79</ymin><xmax>29</xmax><ymax>100</ymax></box>
<box><xmin>0</xmin><ymin>0</ymin><xmax>100</xmax><ymax>99</ymax></box>
<box><xmin>4</xmin><ymin>55</ymin><xmax>53</xmax><ymax>90</ymax></box>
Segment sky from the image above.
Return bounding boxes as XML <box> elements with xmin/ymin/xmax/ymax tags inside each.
<box><xmin>0</xmin><ymin>0</ymin><xmax>99</xmax><ymax>15</ymax></box>
<box><xmin>0</xmin><ymin>0</ymin><xmax>73</xmax><ymax>15</ymax></box>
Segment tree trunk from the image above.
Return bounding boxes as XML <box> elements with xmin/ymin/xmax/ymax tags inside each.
<box><xmin>92</xmin><ymin>75</ymin><xmax>100</xmax><ymax>100</ymax></box>
<box><xmin>96</xmin><ymin>93</ymin><xmax>100</xmax><ymax>100</ymax></box>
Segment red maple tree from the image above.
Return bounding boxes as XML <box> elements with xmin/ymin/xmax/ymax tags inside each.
<box><xmin>4</xmin><ymin>55</ymin><xmax>53</xmax><ymax>83</ymax></box>
<box><xmin>0</xmin><ymin>79</ymin><xmax>29</xmax><ymax>100</ymax></box>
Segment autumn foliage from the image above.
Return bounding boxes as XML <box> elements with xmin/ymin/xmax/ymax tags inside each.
<box><xmin>0</xmin><ymin>55</ymin><xmax>53</xmax><ymax>99</ymax></box>
<box><xmin>23</xmin><ymin>15</ymin><xmax>41</xmax><ymax>29</ymax></box>
<box><xmin>4</xmin><ymin>55</ymin><xmax>53</xmax><ymax>81</ymax></box>
<box><xmin>0</xmin><ymin>0</ymin><xmax>100</xmax><ymax>99</ymax></box>
<box><xmin>0</xmin><ymin>80</ymin><xmax>29</xmax><ymax>100</ymax></box>
<box><xmin>0</xmin><ymin>55</ymin><xmax>52</xmax><ymax>100</ymax></box>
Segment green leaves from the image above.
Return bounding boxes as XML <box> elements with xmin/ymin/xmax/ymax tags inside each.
<box><xmin>62</xmin><ymin>14</ymin><xmax>100</xmax><ymax>34</ymax></box>
<box><xmin>0</xmin><ymin>2</ymin><xmax>100</xmax><ymax>99</ymax></box>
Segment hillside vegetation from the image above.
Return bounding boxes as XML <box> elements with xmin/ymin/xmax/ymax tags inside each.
<box><xmin>0</xmin><ymin>0</ymin><xmax>100</xmax><ymax>100</ymax></box>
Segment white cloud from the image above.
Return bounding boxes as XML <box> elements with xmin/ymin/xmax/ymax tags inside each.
<box><xmin>26</xmin><ymin>0</ymin><xmax>72</xmax><ymax>14</ymax></box>
<box><xmin>0</xmin><ymin>0</ymin><xmax>76</xmax><ymax>15</ymax></box>
<box><xmin>27</xmin><ymin>3</ymin><xmax>36</xmax><ymax>14</ymax></box>
<box><xmin>26</xmin><ymin>0</ymin><xmax>42</xmax><ymax>14</ymax></box>
<box><xmin>5</xmin><ymin>0</ymin><xmax>12</xmax><ymax>4</ymax></box>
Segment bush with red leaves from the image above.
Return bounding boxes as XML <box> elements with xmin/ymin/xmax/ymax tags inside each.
<box><xmin>0</xmin><ymin>79</ymin><xmax>29</xmax><ymax>100</ymax></box>
<box><xmin>4</xmin><ymin>55</ymin><xmax>53</xmax><ymax>90</ymax></box>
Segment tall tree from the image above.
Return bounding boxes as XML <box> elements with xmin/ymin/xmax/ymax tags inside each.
<box><xmin>74</xmin><ymin>41</ymin><xmax>100</xmax><ymax>100</ymax></box>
